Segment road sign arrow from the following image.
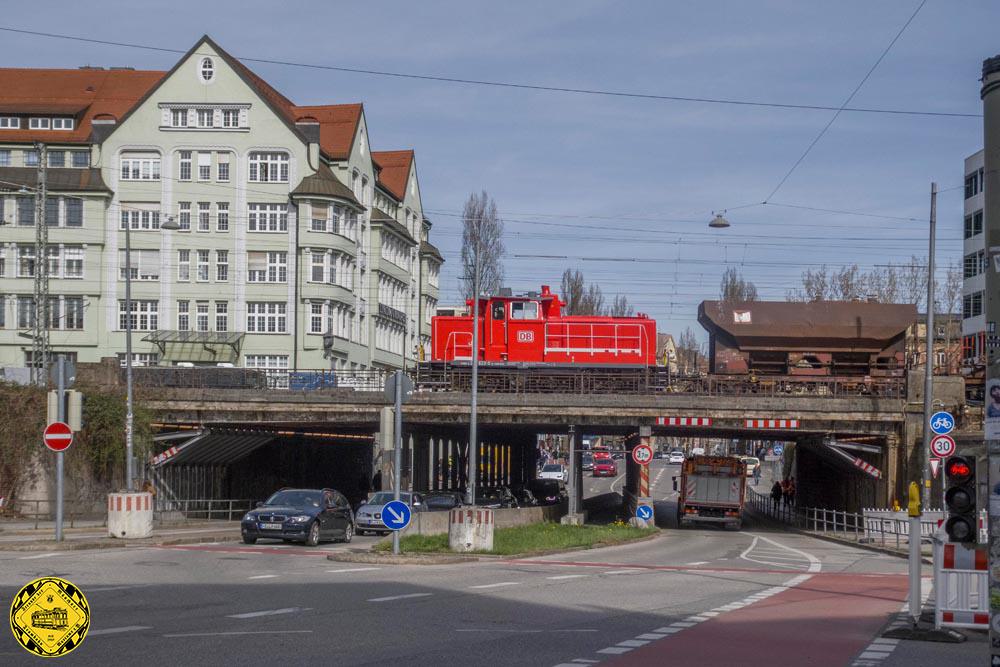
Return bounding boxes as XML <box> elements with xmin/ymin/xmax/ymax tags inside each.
<box><xmin>386</xmin><ymin>506</ymin><xmax>404</xmax><ymax>523</ymax></box>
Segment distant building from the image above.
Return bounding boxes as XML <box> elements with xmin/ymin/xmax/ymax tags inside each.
<box><xmin>961</xmin><ymin>149</ymin><xmax>986</xmax><ymax>368</ymax></box>
<box><xmin>656</xmin><ymin>333</ymin><xmax>678</xmax><ymax>373</ymax></box>
<box><xmin>908</xmin><ymin>313</ymin><xmax>962</xmax><ymax>375</ymax></box>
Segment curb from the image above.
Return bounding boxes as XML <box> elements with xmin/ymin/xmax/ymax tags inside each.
<box><xmin>0</xmin><ymin>533</ymin><xmax>242</xmax><ymax>552</ymax></box>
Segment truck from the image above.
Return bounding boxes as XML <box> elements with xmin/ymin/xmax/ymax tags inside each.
<box><xmin>673</xmin><ymin>455</ymin><xmax>746</xmax><ymax>530</ymax></box>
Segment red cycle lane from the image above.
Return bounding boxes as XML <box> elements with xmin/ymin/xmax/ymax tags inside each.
<box><xmin>605</xmin><ymin>574</ymin><xmax>908</xmax><ymax>667</ymax></box>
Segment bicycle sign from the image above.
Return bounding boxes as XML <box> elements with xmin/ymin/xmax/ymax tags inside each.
<box><xmin>929</xmin><ymin>411</ymin><xmax>954</xmax><ymax>436</ymax></box>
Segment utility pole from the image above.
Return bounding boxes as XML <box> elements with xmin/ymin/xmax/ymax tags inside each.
<box><xmin>467</xmin><ymin>219</ymin><xmax>481</xmax><ymax>507</ymax></box>
<box><xmin>392</xmin><ymin>369</ymin><xmax>403</xmax><ymax>556</ymax></box>
<box><xmin>32</xmin><ymin>142</ymin><xmax>49</xmax><ymax>386</ymax></box>
<box><xmin>55</xmin><ymin>355</ymin><xmax>66</xmax><ymax>542</ymax></box>
<box><xmin>921</xmin><ymin>182</ymin><xmax>936</xmax><ymax>509</ymax></box>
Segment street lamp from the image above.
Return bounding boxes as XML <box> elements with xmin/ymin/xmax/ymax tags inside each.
<box><xmin>124</xmin><ymin>213</ymin><xmax>180</xmax><ymax>491</ymax></box>
<box><xmin>708</xmin><ymin>212</ymin><xmax>731</xmax><ymax>229</ymax></box>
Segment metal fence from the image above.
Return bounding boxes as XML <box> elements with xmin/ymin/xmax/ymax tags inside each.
<box><xmin>131</xmin><ymin>367</ymin><xmax>388</xmax><ymax>392</ymax></box>
<box><xmin>746</xmin><ymin>487</ymin><xmax>941</xmax><ymax>549</ymax></box>
<box><xmin>155</xmin><ymin>498</ymin><xmax>254</xmax><ymax>521</ymax></box>
<box><xmin>1</xmin><ymin>498</ymin><xmax>108</xmax><ymax>529</ymax></box>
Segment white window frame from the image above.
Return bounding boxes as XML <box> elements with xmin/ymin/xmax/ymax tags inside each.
<box><xmin>52</xmin><ymin>118</ymin><xmax>74</xmax><ymax>130</ymax></box>
<box><xmin>177</xmin><ymin>300</ymin><xmax>190</xmax><ymax>331</ymax></box>
<box><xmin>247</xmin><ymin>251</ymin><xmax>287</xmax><ymax>283</ymax></box>
<box><xmin>246</xmin><ymin>302</ymin><xmax>287</xmax><ymax>334</ymax></box>
<box><xmin>120</xmin><ymin>157</ymin><xmax>161</xmax><ymax>181</ymax></box>
<box><xmin>248</xmin><ymin>152</ymin><xmax>289</xmax><ymax>183</ymax></box>
<box><xmin>215</xmin><ymin>301</ymin><xmax>228</xmax><ymax>332</ymax></box>
<box><xmin>215</xmin><ymin>249</ymin><xmax>229</xmax><ymax>281</ymax></box>
<box><xmin>0</xmin><ymin>117</ymin><xmax>20</xmax><ymax>129</ymax></box>
<box><xmin>179</xmin><ymin>151</ymin><xmax>192</xmax><ymax>180</ymax></box>
<box><xmin>118</xmin><ymin>300</ymin><xmax>159</xmax><ymax>331</ymax></box>
<box><xmin>216</xmin><ymin>202</ymin><xmax>229</xmax><ymax>231</ymax></box>
<box><xmin>196</xmin><ymin>249</ymin><xmax>210</xmax><ymax>282</ymax></box>
<box><xmin>197</xmin><ymin>202</ymin><xmax>210</xmax><ymax>231</ymax></box>
<box><xmin>195</xmin><ymin>301</ymin><xmax>210</xmax><ymax>332</ymax></box>
<box><xmin>171</xmin><ymin>108</ymin><xmax>188</xmax><ymax>127</ymax></box>
<box><xmin>29</xmin><ymin>117</ymin><xmax>51</xmax><ymax>130</ymax></box>
<box><xmin>178</xmin><ymin>249</ymin><xmax>190</xmax><ymax>281</ymax></box>
<box><xmin>248</xmin><ymin>203</ymin><xmax>288</xmax><ymax>232</ymax></box>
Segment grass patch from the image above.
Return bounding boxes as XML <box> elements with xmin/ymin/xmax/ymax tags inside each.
<box><xmin>374</xmin><ymin>521</ymin><xmax>652</xmax><ymax>556</ymax></box>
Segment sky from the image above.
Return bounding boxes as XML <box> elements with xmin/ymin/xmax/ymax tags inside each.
<box><xmin>1</xmin><ymin>0</ymin><xmax>995</xmax><ymax>340</ymax></box>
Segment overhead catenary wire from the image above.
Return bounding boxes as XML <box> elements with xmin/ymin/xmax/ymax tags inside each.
<box><xmin>0</xmin><ymin>25</ymin><xmax>980</xmax><ymax>120</ymax></box>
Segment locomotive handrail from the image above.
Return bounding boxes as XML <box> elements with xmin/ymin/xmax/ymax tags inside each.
<box><xmin>444</xmin><ymin>331</ymin><xmax>474</xmax><ymax>361</ymax></box>
<box><xmin>543</xmin><ymin>321</ymin><xmax>648</xmax><ymax>357</ymax></box>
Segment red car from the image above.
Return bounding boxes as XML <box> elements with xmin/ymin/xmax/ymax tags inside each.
<box><xmin>592</xmin><ymin>459</ymin><xmax>616</xmax><ymax>477</ymax></box>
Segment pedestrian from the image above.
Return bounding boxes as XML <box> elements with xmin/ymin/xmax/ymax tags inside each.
<box><xmin>787</xmin><ymin>477</ymin><xmax>796</xmax><ymax>507</ymax></box>
<box><xmin>781</xmin><ymin>478</ymin><xmax>790</xmax><ymax>507</ymax></box>
<box><xmin>770</xmin><ymin>480</ymin><xmax>782</xmax><ymax>513</ymax></box>
<box><xmin>753</xmin><ymin>463</ymin><xmax>761</xmax><ymax>486</ymax></box>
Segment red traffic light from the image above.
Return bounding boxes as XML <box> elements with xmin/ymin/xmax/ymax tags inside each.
<box><xmin>945</xmin><ymin>457</ymin><xmax>973</xmax><ymax>482</ymax></box>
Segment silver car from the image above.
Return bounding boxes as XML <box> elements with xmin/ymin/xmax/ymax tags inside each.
<box><xmin>354</xmin><ymin>491</ymin><xmax>423</xmax><ymax>535</ymax></box>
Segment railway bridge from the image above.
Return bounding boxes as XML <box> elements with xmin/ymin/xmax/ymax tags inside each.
<box><xmin>129</xmin><ymin>367</ymin><xmax>966</xmax><ymax>515</ymax></box>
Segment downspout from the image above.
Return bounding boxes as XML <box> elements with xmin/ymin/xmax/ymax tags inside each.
<box><xmin>293</xmin><ymin>200</ymin><xmax>300</xmax><ymax>372</ymax></box>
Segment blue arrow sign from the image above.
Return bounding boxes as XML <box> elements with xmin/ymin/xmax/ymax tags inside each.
<box><xmin>773</xmin><ymin>444</ymin><xmax>784</xmax><ymax>456</ymax></box>
<box><xmin>382</xmin><ymin>500</ymin><xmax>411</xmax><ymax>531</ymax></box>
<box><xmin>635</xmin><ymin>504</ymin><xmax>653</xmax><ymax>521</ymax></box>
<box><xmin>929</xmin><ymin>411</ymin><xmax>955</xmax><ymax>436</ymax></box>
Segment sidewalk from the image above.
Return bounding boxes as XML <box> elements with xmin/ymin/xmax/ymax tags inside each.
<box><xmin>0</xmin><ymin>518</ymin><xmax>243</xmax><ymax>551</ymax></box>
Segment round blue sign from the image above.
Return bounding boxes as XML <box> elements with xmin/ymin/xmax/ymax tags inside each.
<box><xmin>635</xmin><ymin>504</ymin><xmax>653</xmax><ymax>521</ymax></box>
<box><xmin>929</xmin><ymin>411</ymin><xmax>955</xmax><ymax>436</ymax></box>
<box><xmin>382</xmin><ymin>500</ymin><xmax>411</xmax><ymax>531</ymax></box>
<box><xmin>773</xmin><ymin>444</ymin><xmax>784</xmax><ymax>456</ymax></box>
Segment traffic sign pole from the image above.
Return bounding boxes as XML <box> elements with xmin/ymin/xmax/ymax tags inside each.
<box><xmin>55</xmin><ymin>355</ymin><xmax>65</xmax><ymax>542</ymax></box>
<box><xmin>392</xmin><ymin>370</ymin><xmax>403</xmax><ymax>556</ymax></box>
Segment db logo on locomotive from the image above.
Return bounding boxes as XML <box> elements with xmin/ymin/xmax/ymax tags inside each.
<box><xmin>9</xmin><ymin>576</ymin><xmax>90</xmax><ymax>657</ymax></box>
<box><xmin>516</xmin><ymin>330</ymin><xmax>534</xmax><ymax>343</ymax></box>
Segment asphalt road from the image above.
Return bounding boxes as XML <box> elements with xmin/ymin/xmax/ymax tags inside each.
<box><xmin>0</xmin><ymin>461</ymin><xmax>982</xmax><ymax>666</ymax></box>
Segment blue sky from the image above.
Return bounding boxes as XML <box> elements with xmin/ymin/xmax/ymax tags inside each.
<box><xmin>2</xmin><ymin>1</ymin><xmax>995</xmax><ymax>339</ymax></box>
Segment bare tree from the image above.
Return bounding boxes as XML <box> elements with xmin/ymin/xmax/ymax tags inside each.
<box><xmin>579</xmin><ymin>283</ymin><xmax>605</xmax><ymax>316</ymax></box>
<box><xmin>459</xmin><ymin>191</ymin><xmax>505</xmax><ymax>300</ymax></box>
<box><xmin>719</xmin><ymin>267</ymin><xmax>758</xmax><ymax>303</ymax></box>
<box><xmin>609</xmin><ymin>294</ymin><xmax>634</xmax><ymax>317</ymax></box>
<box><xmin>677</xmin><ymin>327</ymin><xmax>700</xmax><ymax>374</ymax></box>
<box><xmin>787</xmin><ymin>266</ymin><xmax>830</xmax><ymax>301</ymax></box>
<box><xmin>895</xmin><ymin>254</ymin><xmax>928</xmax><ymax>309</ymax></box>
<box><xmin>789</xmin><ymin>257</ymin><xmax>930</xmax><ymax>307</ymax></box>
<box><xmin>937</xmin><ymin>261</ymin><xmax>962</xmax><ymax>372</ymax></box>
<box><xmin>560</xmin><ymin>269</ymin><xmax>585</xmax><ymax>315</ymax></box>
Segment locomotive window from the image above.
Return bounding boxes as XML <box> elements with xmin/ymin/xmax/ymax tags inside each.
<box><xmin>511</xmin><ymin>301</ymin><xmax>539</xmax><ymax>320</ymax></box>
<box><xmin>492</xmin><ymin>302</ymin><xmax>505</xmax><ymax>320</ymax></box>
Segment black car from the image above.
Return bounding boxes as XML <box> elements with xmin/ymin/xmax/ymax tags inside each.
<box><xmin>422</xmin><ymin>491</ymin><xmax>465</xmax><ymax>511</ymax></box>
<box><xmin>241</xmin><ymin>488</ymin><xmax>354</xmax><ymax>546</ymax></box>
<box><xmin>527</xmin><ymin>478</ymin><xmax>568</xmax><ymax>505</ymax></box>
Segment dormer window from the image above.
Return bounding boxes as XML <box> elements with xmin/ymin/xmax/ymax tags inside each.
<box><xmin>52</xmin><ymin>118</ymin><xmax>74</xmax><ymax>130</ymax></box>
<box><xmin>0</xmin><ymin>117</ymin><xmax>20</xmax><ymax>129</ymax></box>
<box><xmin>29</xmin><ymin>117</ymin><xmax>50</xmax><ymax>130</ymax></box>
<box><xmin>200</xmin><ymin>57</ymin><xmax>215</xmax><ymax>82</ymax></box>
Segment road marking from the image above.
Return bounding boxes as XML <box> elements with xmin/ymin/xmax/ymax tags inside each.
<box><xmin>18</xmin><ymin>552</ymin><xmax>61</xmax><ymax>559</ymax></box>
<box><xmin>636</xmin><ymin>633</ymin><xmax>668</xmax><ymax>640</ymax></box>
<box><xmin>164</xmin><ymin>630</ymin><xmax>313</xmax><ymax>638</ymax></box>
<box><xmin>547</xmin><ymin>574</ymin><xmax>588</xmax><ymax>580</ymax></box>
<box><xmin>616</xmin><ymin>639</ymin><xmax>650</xmax><ymax>647</ymax></box>
<box><xmin>470</xmin><ymin>581</ymin><xmax>520</xmax><ymax>589</ymax></box>
<box><xmin>86</xmin><ymin>584</ymin><xmax>152</xmax><ymax>592</ymax></box>
<box><xmin>88</xmin><ymin>626</ymin><xmax>151</xmax><ymax>636</ymax></box>
<box><xmin>684</xmin><ymin>561</ymin><xmax>709</xmax><ymax>566</ymax></box>
<box><xmin>368</xmin><ymin>593</ymin><xmax>433</xmax><ymax>602</ymax></box>
<box><xmin>227</xmin><ymin>607</ymin><xmax>310</xmax><ymax>618</ymax></box>
<box><xmin>609</xmin><ymin>473</ymin><xmax>627</xmax><ymax>493</ymax></box>
<box><xmin>571</xmin><ymin>660</ymin><xmax>599</xmax><ymax>664</ymax></box>
<box><xmin>739</xmin><ymin>534</ymin><xmax>822</xmax><ymax>573</ymax></box>
<box><xmin>603</xmin><ymin>569</ymin><xmax>639</xmax><ymax>575</ymax></box>
<box><xmin>596</xmin><ymin>647</ymin><xmax>632</xmax><ymax>654</ymax></box>
<box><xmin>751</xmin><ymin>533</ymin><xmax>822</xmax><ymax>573</ymax></box>
<box><xmin>671</xmin><ymin>621</ymin><xmax>696</xmax><ymax>627</ymax></box>
<box><xmin>247</xmin><ymin>574</ymin><xmax>278</xmax><ymax>579</ymax></box>
<box><xmin>326</xmin><ymin>567</ymin><xmax>381</xmax><ymax>573</ymax></box>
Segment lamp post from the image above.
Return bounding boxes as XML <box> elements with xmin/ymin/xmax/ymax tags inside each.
<box><xmin>124</xmin><ymin>213</ymin><xmax>179</xmax><ymax>491</ymax></box>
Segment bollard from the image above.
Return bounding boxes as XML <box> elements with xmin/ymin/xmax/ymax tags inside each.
<box><xmin>107</xmin><ymin>491</ymin><xmax>153</xmax><ymax>539</ymax></box>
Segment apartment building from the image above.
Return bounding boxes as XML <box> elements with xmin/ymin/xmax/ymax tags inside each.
<box><xmin>961</xmin><ymin>149</ymin><xmax>986</xmax><ymax>367</ymax></box>
<box><xmin>0</xmin><ymin>35</ymin><xmax>442</xmax><ymax>373</ymax></box>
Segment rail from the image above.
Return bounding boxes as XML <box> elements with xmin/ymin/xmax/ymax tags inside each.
<box><xmin>155</xmin><ymin>498</ymin><xmax>254</xmax><ymax>521</ymax></box>
<box><xmin>746</xmin><ymin>487</ymin><xmax>942</xmax><ymax>549</ymax></box>
<box><xmin>2</xmin><ymin>498</ymin><xmax>107</xmax><ymax>529</ymax></box>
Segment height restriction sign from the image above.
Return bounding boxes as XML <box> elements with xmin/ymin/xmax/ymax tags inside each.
<box><xmin>632</xmin><ymin>444</ymin><xmax>653</xmax><ymax>465</ymax></box>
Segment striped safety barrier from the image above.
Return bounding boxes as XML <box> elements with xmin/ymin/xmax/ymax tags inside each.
<box><xmin>745</xmin><ymin>419</ymin><xmax>799</xmax><ymax>429</ymax></box>
<box><xmin>655</xmin><ymin>417</ymin><xmax>712</xmax><ymax>426</ymax></box>
<box><xmin>151</xmin><ymin>446</ymin><xmax>179</xmax><ymax>466</ymax></box>
<box><xmin>934</xmin><ymin>537</ymin><xmax>989</xmax><ymax>630</ymax></box>
<box><xmin>852</xmin><ymin>457</ymin><xmax>881</xmax><ymax>479</ymax></box>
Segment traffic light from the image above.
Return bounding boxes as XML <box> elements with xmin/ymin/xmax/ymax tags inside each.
<box><xmin>943</xmin><ymin>455</ymin><xmax>977</xmax><ymax>543</ymax></box>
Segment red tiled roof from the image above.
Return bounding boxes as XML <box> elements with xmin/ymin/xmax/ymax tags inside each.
<box><xmin>0</xmin><ymin>68</ymin><xmax>165</xmax><ymax>143</ymax></box>
<box><xmin>292</xmin><ymin>104</ymin><xmax>363</xmax><ymax>160</ymax></box>
<box><xmin>371</xmin><ymin>149</ymin><xmax>413</xmax><ymax>201</ymax></box>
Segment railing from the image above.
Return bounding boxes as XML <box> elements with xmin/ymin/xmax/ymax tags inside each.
<box><xmin>747</xmin><ymin>487</ymin><xmax>945</xmax><ymax>549</ymax></box>
<box><xmin>444</xmin><ymin>331</ymin><xmax>473</xmax><ymax>361</ymax></box>
<box><xmin>2</xmin><ymin>498</ymin><xmax>108</xmax><ymax>529</ymax></box>
<box><xmin>156</xmin><ymin>498</ymin><xmax>254</xmax><ymax>521</ymax></box>
<box><xmin>543</xmin><ymin>322</ymin><xmax>648</xmax><ymax>358</ymax></box>
<box><xmin>131</xmin><ymin>367</ymin><xmax>388</xmax><ymax>392</ymax></box>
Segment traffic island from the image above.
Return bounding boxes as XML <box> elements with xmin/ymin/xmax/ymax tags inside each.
<box><xmin>366</xmin><ymin>522</ymin><xmax>655</xmax><ymax>558</ymax></box>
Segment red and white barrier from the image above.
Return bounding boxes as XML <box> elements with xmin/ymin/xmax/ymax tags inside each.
<box><xmin>745</xmin><ymin>419</ymin><xmax>799</xmax><ymax>429</ymax></box>
<box><xmin>151</xmin><ymin>446</ymin><xmax>179</xmax><ymax>466</ymax></box>
<box><xmin>107</xmin><ymin>492</ymin><xmax>153</xmax><ymax>539</ymax></box>
<box><xmin>656</xmin><ymin>417</ymin><xmax>712</xmax><ymax>427</ymax></box>
<box><xmin>934</xmin><ymin>537</ymin><xmax>989</xmax><ymax>630</ymax></box>
<box><xmin>448</xmin><ymin>508</ymin><xmax>494</xmax><ymax>552</ymax></box>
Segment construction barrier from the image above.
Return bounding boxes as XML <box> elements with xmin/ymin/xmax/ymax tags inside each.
<box><xmin>448</xmin><ymin>508</ymin><xmax>494</xmax><ymax>552</ymax></box>
<box><xmin>934</xmin><ymin>532</ymin><xmax>989</xmax><ymax>630</ymax></box>
<box><xmin>107</xmin><ymin>492</ymin><xmax>154</xmax><ymax>539</ymax></box>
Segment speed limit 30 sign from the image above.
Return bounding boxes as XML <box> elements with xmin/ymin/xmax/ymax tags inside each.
<box><xmin>929</xmin><ymin>434</ymin><xmax>955</xmax><ymax>459</ymax></box>
<box><xmin>632</xmin><ymin>444</ymin><xmax>653</xmax><ymax>465</ymax></box>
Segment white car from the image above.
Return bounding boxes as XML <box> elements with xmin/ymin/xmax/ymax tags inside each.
<box><xmin>667</xmin><ymin>451</ymin><xmax>685</xmax><ymax>464</ymax></box>
<box><xmin>538</xmin><ymin>464</ymin><xmax>568</xmax><ymax>483</ymax></box>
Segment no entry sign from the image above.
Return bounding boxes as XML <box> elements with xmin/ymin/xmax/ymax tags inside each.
<box><xmin>43</xmin><ymin>422</ymin><xmax>73</xmax><ymax>452</ymax></box>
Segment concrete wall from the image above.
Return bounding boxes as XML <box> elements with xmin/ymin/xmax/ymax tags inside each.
<box><xmin>402</xmin><ymin>503</ymin><xmax>566</xmax><ymax>536</ymax></box>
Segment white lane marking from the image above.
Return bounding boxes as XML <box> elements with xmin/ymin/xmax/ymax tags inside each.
<box><xmin>684</xmin><ymin>561</ymin><xmax>709</xmax><ymax>566</ymax></box>
<box><xmin>326</xmin><ymin>567</ymin><xmax>381</xmax><ymax>573</ymax></box>
<box><xmin>470</xmin><ymin>581</ymin><xmax>520</xmax><ymax>589</ymax></box>
<box><xmin>227</xmin><ymin>607</ymin><xmax>310</xmax><ymax>618</ymax></box>
<box><xmin>617</xmin><ymin>639</ymin><xmax>650</xmax><ymax>647</ymax></box>
<box><xmin>86</xmin><ymin>584</ymin><xmax>152</xmax><ymax>592</ymax></box>
<box><xmin>547</xmin><ymin>574</ymin><xmax>588</xmax><ymax>580</ymax></box>
<box><xmin>636</xmin><ymin>633</ymin><xmax>668</xmax><ymax>640</ymax></box>
<box><xmin>88</xmin><ymin>626</ymin><xmax>151</xmax><ymax>636</ymax></box>
<box><xmin>653</xmin><ymin>627</ymin><xmax>683</xmax><ymax>633</ymax></box>
<box><xmin>164</xmin><ymin>630</ymin><xmax>313</xmax><ymax>638</ymax></box>
<box><xmin>739</xmin><ymin>534</ymin><xmax>822</xmax><ymax>573</ymax></box>
<box><xmin>596</xmin><ymin>647</ymin><xmax>632</xmax><ymax>654</ymax></box>
<box><xmin>609</xmin><ymin>473</ymin><xmax>627</xmax><ymax>493</ymax></box>
<box><xmin>368</xmin><ymin>593</ymin><xmax>433</xmax><ymax>602</ymax></box>
<box><xmin>571</xmin><ymin>660</ymin><xmax>600</xmax><ymax>664</ymax></box>
<box><xmin>751</xmin><ymin>533</ymin><xmax>822</xmax><ymax>573</ymax></box>
<box><xmin>671</xmin><ymin>621</ymin><xmax>696</xmax><ymax>627</ymax></box>
<box><xmin>603</xmin><ymin>569</ymin><xmax>638</xmax><ymax>575</ymax></box>
<box><xmin>18</xmin><ymin>553</ymin><xmax>61</xmax><ymax>559</ymax></box>
<box><xmin>247</xmin><ymin>574</ymin><xmax>278</xmax><ymax>580</ymax></box>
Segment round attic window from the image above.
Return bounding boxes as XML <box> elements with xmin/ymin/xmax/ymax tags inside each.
<box><xmin>199</xmin><ymin>57</ymin><xmax>215</xmax><ymax>83</ymax></box>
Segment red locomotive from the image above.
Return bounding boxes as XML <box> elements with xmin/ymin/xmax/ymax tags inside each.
<box><xmin>430</xmin><ymin>285</ymin><xmax>657</xmax><ymax>366</ymax></box>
